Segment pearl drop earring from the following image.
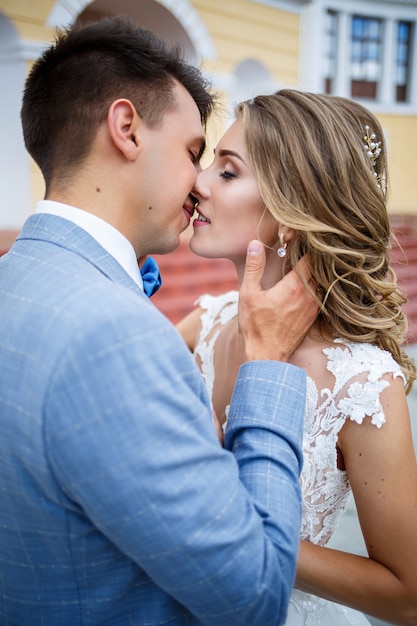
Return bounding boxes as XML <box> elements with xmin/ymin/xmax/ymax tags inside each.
<box><xmin>277</xmin><ymin>233</ymin><xmax>287</xmax><ymax>258</ymax></box>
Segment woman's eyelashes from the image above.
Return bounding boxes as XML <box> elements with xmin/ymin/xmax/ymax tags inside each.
<box><xmin>219</xmin><ymin>170</ymin><xmax>236</xmax><ymax>181</ymax></box>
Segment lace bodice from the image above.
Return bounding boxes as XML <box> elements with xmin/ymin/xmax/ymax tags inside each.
<box><xmin>194</xmin><ymin>291</ymin><xmax>405</xmax><ymax>547</ymax></box>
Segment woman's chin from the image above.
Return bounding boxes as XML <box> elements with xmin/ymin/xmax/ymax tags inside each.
<box><xmin>188</xmin><ymin>241</ymin><xmax>220</xmax><ymax>259</ymax></box>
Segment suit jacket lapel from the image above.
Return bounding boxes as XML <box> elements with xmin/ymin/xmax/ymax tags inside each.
<box><xmin>16</xmin><ymin>213</ymin><xmax>144</xmax><ymax>297</ymax></box>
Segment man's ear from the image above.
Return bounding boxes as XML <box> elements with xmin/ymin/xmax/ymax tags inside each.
<box><xmin>107</xmin><ymin>99</ymin><xmax>141</xmax><ymax>161</ymax></box>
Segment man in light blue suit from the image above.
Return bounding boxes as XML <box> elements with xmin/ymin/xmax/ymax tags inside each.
<box><xmin>0</xmin><ymin>17</ymin><xmax>317</xmax><ymax>625</ymax></box>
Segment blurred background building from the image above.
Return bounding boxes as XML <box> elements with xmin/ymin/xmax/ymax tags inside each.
<box><xmin>0</xmin><ymin>0</ymin><xmax>416</xmax><ymax>339</ymax></box>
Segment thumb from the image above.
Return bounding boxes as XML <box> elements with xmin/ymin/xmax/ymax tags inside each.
<box><xmin>241</xmin><ymin>240</ymin><xmax>266</xmax><ymax>293</ymax></box>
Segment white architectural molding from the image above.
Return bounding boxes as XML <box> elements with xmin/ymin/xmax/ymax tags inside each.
<box><xmin>299</xmin><ymin>1</ymin><xmax>322</xmax><ymax>91</ymax></box>
<box><xmin>155</xmin><ymin>0</ymin><xmax>216</xmax><ymax>59</ymax></box>
<box><xmin>19</xmin><ymin>39</ymin><xmax>50</xmax><ymax>62</ymax></box>
<box><xmin>333</xmin><ymin>10</ymin><xmax>350</xmax><ymax>97</ymax></box>
<box><xmin>380</xmin><ymin>18</ymin><xmax>396</xmax><ymax>104</ymax></box>
<box><xmin>46</xmin><ymin>0</ymin><xmax>86</xmax><ymax>27</ymax></box>
<box><xmin>46</xmin><ymin>0</ymin><xmax>216</xmax><ymax>60</ymax></box>
<box><xmin>249</xmin><ymin>0</ymin><xmax>308</xmax><ymax>14</ymax></box>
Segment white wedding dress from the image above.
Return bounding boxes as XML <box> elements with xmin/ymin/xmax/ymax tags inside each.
<box><xmin>193</xmin><ymin>291</ymin><xmax>405</xmax><ymax>626</ymax></box>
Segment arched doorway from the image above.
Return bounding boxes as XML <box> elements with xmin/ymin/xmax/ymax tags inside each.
<box><xmin>47</xmin><ymin>0</ymin><xmax>216</xmax><ymax>65</ymax></box>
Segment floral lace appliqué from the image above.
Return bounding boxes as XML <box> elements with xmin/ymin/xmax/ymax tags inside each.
<box><xmin>288</xmin><ymin>590</ymin><xmax>371</xmax><ymax>625</ymax></box>
<box><xmin>301</xmin><ymin>340</ymin><xmax>404</xmax><ymax>545</ymax></box>
<box><xmin>338</xmin><ymin>379</ymin><xmax>389</xmax><ymax>428</ymax></box>
<box><xmin>194</xmin><ymin>293</ymin><xmax>405</xmax><ymax>548</ymax></box>
<box><xmin>194</xmin><ymin>294</ymin><xmax>405</xmax><ymax>624</ymax></box>
<box><xmin>194</xmin><ymin>292</ymin><xmax>238</xmax><ymax>400</ymax></box>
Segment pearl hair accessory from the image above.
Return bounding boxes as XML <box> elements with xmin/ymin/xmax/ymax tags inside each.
<box><xmin>277</xmin><ymin>233</ymin><xmax>287</xmax><ymax>258</ymax></box>
<box><xmin>363</xmin><ymin>125</ymin><xmax>386</xmax><ymax>192</ymax></box>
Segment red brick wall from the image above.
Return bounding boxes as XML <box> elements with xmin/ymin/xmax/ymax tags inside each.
<box><xmin>0</xmin><ymin>231</ymin><xmax>19</xmax><ymax>256</ymax></box>
<box><xmin>1</xmin><ymin>220</ymin><xmax>416</xmax><ymax>341</ymax></box>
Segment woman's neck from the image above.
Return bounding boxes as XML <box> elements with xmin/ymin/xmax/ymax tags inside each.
<box><xmin>234</xmin><ymin>247</ymin><xmax>287</xmax><ymax>289</ymax></box>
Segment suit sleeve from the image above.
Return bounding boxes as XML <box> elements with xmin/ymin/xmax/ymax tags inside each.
<box><xmin>45</xmin><ymin>297</ymin><xmax>305</xmax><ymax>626</ymax></box>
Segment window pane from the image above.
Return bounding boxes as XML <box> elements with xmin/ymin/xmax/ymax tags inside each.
<box><xmin>351</xmin><ymin>15</ymin><xmax>382</xmax><ymax>99</ymax></box>
<box><xmin>351</xmin><ymin>41</ymin><xmax>362</xmax><ymax>60</ymax></box>
<box><xmin>398</xmin><ymin>22</ymin><xmax>409</xmax><ymax>42</ymax></box>
<box><xmin>352</xmin><ymin>17</ymin><xmax>363</xmax><ymax>37</ymax></box>
<box><xmin>368</xmin><ymin>20</ymin><xmax>380</xmax><ymax>39</ymax></box>
<box><xmin>368</xmin><ymin>42</ymin><xmax>379</xmax><ymax>60</ymax></box>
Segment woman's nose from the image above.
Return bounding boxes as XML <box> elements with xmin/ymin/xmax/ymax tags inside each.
<box><xmin>193</xmin><ymin>167</ymin><xmax>211</xmax><ymax>199</ymax></box>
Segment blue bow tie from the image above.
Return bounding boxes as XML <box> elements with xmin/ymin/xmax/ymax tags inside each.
<box><xmin>140</xmin><ymin>256</ymin><xmax>162</xmax><ymax>298</ymax></box>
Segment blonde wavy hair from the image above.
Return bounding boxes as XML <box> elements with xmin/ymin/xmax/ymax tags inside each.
<box><xmin>236</xmin><ymin>89</ymin><xmax>416</xmax><ymax>392</ymax></box>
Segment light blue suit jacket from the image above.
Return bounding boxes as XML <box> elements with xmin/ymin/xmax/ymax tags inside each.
<box><xmin>0</xmin><ymin>213</ymin><xmax>306</xmax><ymax>625</ymax></box>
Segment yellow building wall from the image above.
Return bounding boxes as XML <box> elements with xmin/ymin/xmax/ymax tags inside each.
<box><xmin>379</xmin><ymin>115</ymin><xmax>417</xmax><ymax>215</ymax></box>
<box><xmin>0</xmin><ymin>0</ymin><xmax>54</xmax><ymax>40</ymax></box>
<box><xmin>194</xmin><ymin>0</ymin><xmax>301</xmax><ymax>85</ymax></box>
<box><xmin>0</xmin><ymin>0</ymin><xmax>416</xmax><ymax>216</ymax></box>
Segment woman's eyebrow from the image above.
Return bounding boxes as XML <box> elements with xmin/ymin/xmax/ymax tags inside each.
<box><xmin>214</xmin><ymin>148</ymin><xmax>247</xmax><ymax>164</ymax></box>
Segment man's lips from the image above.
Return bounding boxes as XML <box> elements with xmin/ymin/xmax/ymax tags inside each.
<box><xmin>183</xmin><ymin>201</ymin><xmax>196</xmax><ymax>224</ymax></box>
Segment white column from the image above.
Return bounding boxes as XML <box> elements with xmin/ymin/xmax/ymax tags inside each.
<box><xmin>299</xmin><ymin>1</ymin><xmax>324</xmax><ymax>92</ymax></box>
<box><xmin>0</xmin><ymin>17</ymin><xmax>32</xmax><ymax>228</ymax></box>
<box><xmin>334</xmin><ymin>11</ymin><xmax>350</xmax><ymax>97</ymax></box>
<box><xmin>380</xmin><ymin>18</ymin><xmax>395</xmax><ymax>105</ymax></box>
<box><xmin>409</xmin><ymin>22</ymin><xmax>417</xmax><ymax>106</ymax></box>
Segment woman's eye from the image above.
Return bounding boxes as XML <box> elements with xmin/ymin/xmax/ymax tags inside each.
<box><xmin>220</xmin><ymin>170</ymin><xmax>236</xmax><ymax>180</ymax></box>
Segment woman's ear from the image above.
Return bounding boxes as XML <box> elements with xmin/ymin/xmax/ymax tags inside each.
<box><xmin>107</xmin><ymin>99</ymin><xmax>141</xmax><ymax>161</ymax></box>
<box><xmin>276</xmin><ymin>226</ymin><xmax>296</xmax><ymax>258</ymax></box>
<box><xmin>278</xmin><ymin>227</ymin><xmax>295</xmax><ymax>243</ymax></box>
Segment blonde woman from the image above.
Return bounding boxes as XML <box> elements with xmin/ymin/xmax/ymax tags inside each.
<box><xmin>178</xmin><ymin>90</ymin><xmax>417</xmax><ymax>625</ymax></box>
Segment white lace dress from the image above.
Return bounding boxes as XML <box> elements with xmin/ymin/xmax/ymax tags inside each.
<box><xmin>194</xmin><ymin>291</ymin><xmax>405</xmax><ymax>626</ymax></box>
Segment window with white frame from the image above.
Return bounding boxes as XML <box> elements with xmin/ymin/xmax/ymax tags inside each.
<box><xmin>351</xmin><ymin>15</ymin><xmax>382</xmax><ymax>99</ymax></box>
<box><xmin>322</xmin><ymin>8</ymin><xmax>415</xmax><ymax>105</ymax></box>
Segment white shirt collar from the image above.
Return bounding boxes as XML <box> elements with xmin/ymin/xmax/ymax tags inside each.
<box><xmin>35</xmin><ymin>200</ymin><xmax>143</xmax><ymax>289</ymax></box>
